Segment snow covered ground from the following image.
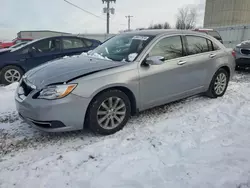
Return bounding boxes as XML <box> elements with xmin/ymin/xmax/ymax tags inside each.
<box><xmin>1</xmin><ymin>71</ymin><xmax>250</xmax><ymax>188</ymax></box>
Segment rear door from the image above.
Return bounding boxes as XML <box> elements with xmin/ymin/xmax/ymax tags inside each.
<box><xmin>61</xmin><ymin>37</ymin><xmax>91</xmax><ymax>56</ymax></box>
<box><xmin>25</xmin><ymin>37</ymin><xmax>62</xmax><ymax>70</ymax></box>
<box><xmin>184</xmin><ymin>35</ymin><xmax>223</xmax><ymax>87</ymax></box>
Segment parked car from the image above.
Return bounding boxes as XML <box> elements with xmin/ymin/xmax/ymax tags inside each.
<box><xmin>15</xmin><ymin>30</ymin><xmax>235</xmax><ymax>135</ymax></box>
<box><xmin>234</xmin><ymin>40</ymin><xmax>250</xmax><ymax>69</ymax></box>
<box><xmin>0</xmin><ymin>36</ymin><xmax>101</xmax><ymax>84</ymax></box>
<box><xmin>0</xmin><ymin>38</ymin><xmax>33</xmax><ymax>49</ymax></box>
<box><xmin>193</xmin><ymin>29</ymin><xmax>223</xmax><ymax>44</ymax></box>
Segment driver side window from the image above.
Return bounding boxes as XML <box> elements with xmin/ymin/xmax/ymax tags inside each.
<box><xmin>30</xmin><ymin>38</ymin><xmax>61</xmax><ymax>54</ymax></box>
<box><xmin>149</xmin><ymin>36</ymin><xmax>184</xmax><ymax>61</ymax></box>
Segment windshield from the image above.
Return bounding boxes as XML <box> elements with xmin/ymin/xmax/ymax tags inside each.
<box><xmin>89</xmin><ymin>34</ymin><xmax>154</xmax><ymax>62</ymax></box>
<box><xmin>11</xmin><ymin>39</ymin><xmax>39</xmax><ymax>52</ymax></box>
<box><xmin>10</xmin><ymin>42</ymin><xmax>28</xmax><ymax>49</ymax></box>
<box><xmin>207</xmin><ymin>31</ymin><xmax>221</xmax><ymax>39</ymax></box>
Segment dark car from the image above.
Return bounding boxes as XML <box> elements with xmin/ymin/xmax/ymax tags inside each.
<box><xmin>0</xmin><ymin>36</ymin><xmax>101</xmax><ymax>84</ymax></box>
<box><xmin>193</xmin><ymin>29</ymin><xmax>223</xmax><ymax>44</ymax></box>
<box><xmin>234</xmin><ymin>40</ymin><xmax>250</xmax><ymax>69</ymax></box>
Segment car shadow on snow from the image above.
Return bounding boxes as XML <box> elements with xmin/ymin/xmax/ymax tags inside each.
<box><xmin>235</xmin><ymin>66</ymin><xmax>250</xmax><ymax>75</ymax></box>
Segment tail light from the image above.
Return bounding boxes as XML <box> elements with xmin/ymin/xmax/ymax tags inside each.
<box><xmin>232</xmin><ymin>50</ymin><xmax>236</xmax><ymax>58</ymax></box>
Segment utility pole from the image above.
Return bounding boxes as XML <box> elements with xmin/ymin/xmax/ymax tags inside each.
<box><xmin>125</xmin><ymin>15</ymin><xmax>133</xmax><ymax>31</ymax></box>
<box><xmin>102</xmin><ymin>0</ymin><xmax>116</xmax><ymax>34</ymax></box>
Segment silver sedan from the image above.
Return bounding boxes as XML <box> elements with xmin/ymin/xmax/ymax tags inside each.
<box><xmin>15</xmin><ymin>30</ymin><xmax>235</xmax><ymax>135</ymax></box>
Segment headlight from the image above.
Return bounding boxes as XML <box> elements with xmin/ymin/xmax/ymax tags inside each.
<box><xmin>38</xmin><ymin>84</ymin><xmax>77</xmax><ymax>100</ymax></box>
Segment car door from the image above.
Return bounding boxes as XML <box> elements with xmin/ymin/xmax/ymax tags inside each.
<box><xmin>184</xmin><ymin>35</ymin><xmax>224</xmax><ymax>88</ymax></box>
<box><xmin>25</xmin><ymin>38</ymin><xmax>62</xmax><ymax>70</ymax></box>
<box><xmin>61</xmin><ymin>37</ymin><xmax>90</xmax><ymax>57</ymax></box>
<box><xmin>139</xmin><ymin>35</ymin><xmax>205</xmax><ymax>110</ymax></box>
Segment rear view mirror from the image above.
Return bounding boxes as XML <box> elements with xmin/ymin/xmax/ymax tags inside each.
<box><xmin>146</xmin><ymin>56</ymin><xmax>165</xmax><ymax>65</ymax></box>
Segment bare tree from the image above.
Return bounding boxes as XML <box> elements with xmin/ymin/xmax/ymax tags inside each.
<box><xmin>163</xmin><ymin>22</ymin><xmax>171</xmax><ymax>29</ymax></box>
<box><xmin>157</xmin><ymin>24</ymin><xmax>163</xmax><ymax>29</ymax></box>
<box><xmin>148</xmin><ymin>22</ymin><xmax>171</xmax><ymax>29</ymax></box>
<box><xmin>148</xmin><ymin>24</ymin><xmax>154</xmax><ymax>29</ymax></box>
<box><xmin>175</xmin><ymin>6</ymin><xmax>197</xmax><ymax>30</ymax></box>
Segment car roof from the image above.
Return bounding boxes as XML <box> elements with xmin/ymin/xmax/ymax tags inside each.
<box><xmin>120</xmin><ymin>29</ymin><xmax>205</xmax><ymax>36</ymax></box>
<box><xmin>34</xmin><ymin>35</ymin><xmax>98</xmax><ymax>42</ymax></box>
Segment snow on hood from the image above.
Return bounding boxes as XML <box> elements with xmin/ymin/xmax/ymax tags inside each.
<box><xmin>62</xmin><ymin>52</ymin><xmax>112</xmax><ymax>61</ymax></box>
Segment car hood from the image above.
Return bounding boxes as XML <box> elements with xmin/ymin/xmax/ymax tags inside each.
<box><xmin>25</xmin><ymin>55</ymin><xmax>125</xmax><ymax>89</ymax></box>
<box><xmin>236</xmin><ymin>41</ymin><xmax>250</xmax><ymax>49</ymax></box>
<box><xmin>0</xmin><ymin>48</ymin><xmax>11</xmax><ymax>54</ymax></box>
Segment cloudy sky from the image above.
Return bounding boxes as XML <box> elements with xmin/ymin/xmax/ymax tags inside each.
<box><xmin>0</xmin><ymin>0</ymin><xmax>205</xmax><ymax>40</ymax></box>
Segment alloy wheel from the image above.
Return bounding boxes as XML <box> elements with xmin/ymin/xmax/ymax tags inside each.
<box><xmin>214</xmin><ymin>72</ymin><xmax>227</xmax><ymax>95</ymax></box>
<box><xmin>97</xmin><ymin>96</ymin><xmax>126</xmax><ymax>130</ymax></box>
<box><xmin>4</xmin><ymin>69</ymin><xmax>21</xmax><ymax>83</ymax></box>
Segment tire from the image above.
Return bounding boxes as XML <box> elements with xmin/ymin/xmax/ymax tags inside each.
<box><xmin>206</xmin><ymin>68</ymin><xmax>229</xmax><ymax>98</ymax></box>
<box><xmin>87</xmin><ymin>89</ymin><xmax>131</xmax><ymax>135</ymax></box>
<box><xmin>0</xmin><ymin>65</ymin><xmax>24</xmax><ymax>85</ymax></box>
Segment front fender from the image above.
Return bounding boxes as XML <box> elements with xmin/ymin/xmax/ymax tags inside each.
<box><xmin>71</xmin><ymin>66</ymin><xmax>140</xmax><ymax>103</ymax></box>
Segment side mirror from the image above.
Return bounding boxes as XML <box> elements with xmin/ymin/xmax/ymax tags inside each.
<box><xmin>146</xmin><ymin>56</ymin><xmax>165</xmax><ymax>65</ymax></box>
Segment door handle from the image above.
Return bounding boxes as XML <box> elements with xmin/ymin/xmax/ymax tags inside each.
<box><xmin>210</xmin><ymin>54</ymin><xmax>216</xmax><ymax>58</ymax></box>
<box><xmin>177</xmin><ymin>60</ymin><xmax>187</xmax><ymax>65</ymax></box>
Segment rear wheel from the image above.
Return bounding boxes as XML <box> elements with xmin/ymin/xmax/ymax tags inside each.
<box><xmin>0</xmin><ymin>65</ymin><xmax>24</xmax><ymax>85</ymax></box>
<box><xmin>87</xmin><ymin>90</ymin><xmax>131</xmax><ymax>135</ymax></box>
<box><xmin>206</xmin><ymin>68</ymin><xmax>229</xmax><ymax>98</ymax></box>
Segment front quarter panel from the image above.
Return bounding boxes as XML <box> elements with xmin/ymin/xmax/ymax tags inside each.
<box><xmin>70</xmin><ymin>62</ymin><xmax>139</xmax><ymax>105</ymax></box>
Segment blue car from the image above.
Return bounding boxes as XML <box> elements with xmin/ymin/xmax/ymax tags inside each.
<box><xmin>0</xmin><ymin>36</ymin><xmax>101</xmax><ymax>84</ymax></box>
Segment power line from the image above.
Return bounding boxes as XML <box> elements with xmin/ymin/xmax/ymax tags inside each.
<box><xmin>64</xmin><ymin>0</ymin><xmax>105</xmax><ymax>21</ymax></box>
<box><xmin>64</xmin><ymin>0</ymin><xmax>124</xmax><ymax>33</ymax></box>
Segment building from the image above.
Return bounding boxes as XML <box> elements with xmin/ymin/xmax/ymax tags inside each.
<box><xmin>17</xmin><ymin>30</ymin><xmax>72</xmax><ymax>39</ymax></box>
<box><xmin>204</xmin><ymin>0</ymin><xmax>250</xmax><ymax>28</ymax></box>
<box><xmin>79</xmin><ymin>33</ymin><xmax>115</xmax><ymax>42</ymax></box>
<box><xmin>17</xmin><ymin>30</ymin><xmax>115</xmax><ymax>42</ymax></box>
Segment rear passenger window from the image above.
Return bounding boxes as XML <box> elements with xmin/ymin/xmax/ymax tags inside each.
<box><xmin>207</xmin><ymin>39</ymin><xmax>220</xmax><ymax>51</ymax></box>
<box><xmin>207</xmin><ymin>39</ymin><xmax>213</xmax><ymax>51</ymax></box>
<box><xmin>62</xmin><ymin>38</ymin><xmax>86</xmax><ymax>49</ymax></box>
<box><xmin>149</xmin><ymin>36</ymin><xmax>183</xmax><ymax>61</ymax></box>
<box><xmin>186</xmin><ymin>36</ymin><xmax>209</xmax><ymax>55</ymax></box>
<box><xmin>213</xmin><ymin>42</ymin><xmax>220</xmax><ymax>51</ymax></box>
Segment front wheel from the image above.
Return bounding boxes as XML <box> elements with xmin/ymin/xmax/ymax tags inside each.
<box><xmin>87</xmin><ymin>90</ymin><xmax>131</xmax><ymax>135</ymax></box>
<box><xmin>206</xmin><ymin>68</ymin><xmax>229</xmax><ymax>98</ymax></box>
<box><xmin>0</xmin><ymin>65</ymin><xmax>24</xmax><ymax>85</ymax></box>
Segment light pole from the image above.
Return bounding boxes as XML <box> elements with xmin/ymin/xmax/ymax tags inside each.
<box><xmin>102</xmin><ymin>0</ymin><xmax>116</xmax><ymax>34</ymax></box>
<box><xmin>125</xmin><ymin>15</ymin><xmax>133</xmax><ymax>31</ymax></box>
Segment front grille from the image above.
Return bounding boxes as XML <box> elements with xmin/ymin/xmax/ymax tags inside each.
<box><xmin>20</xmin><ymin>80</ymin><xmax>33</xmax><ymax>96</ymax></box>
<box><xmin>240</xmin><ymin>49</ymin><xmax>250</xmax><ymax>55</ymax></box>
